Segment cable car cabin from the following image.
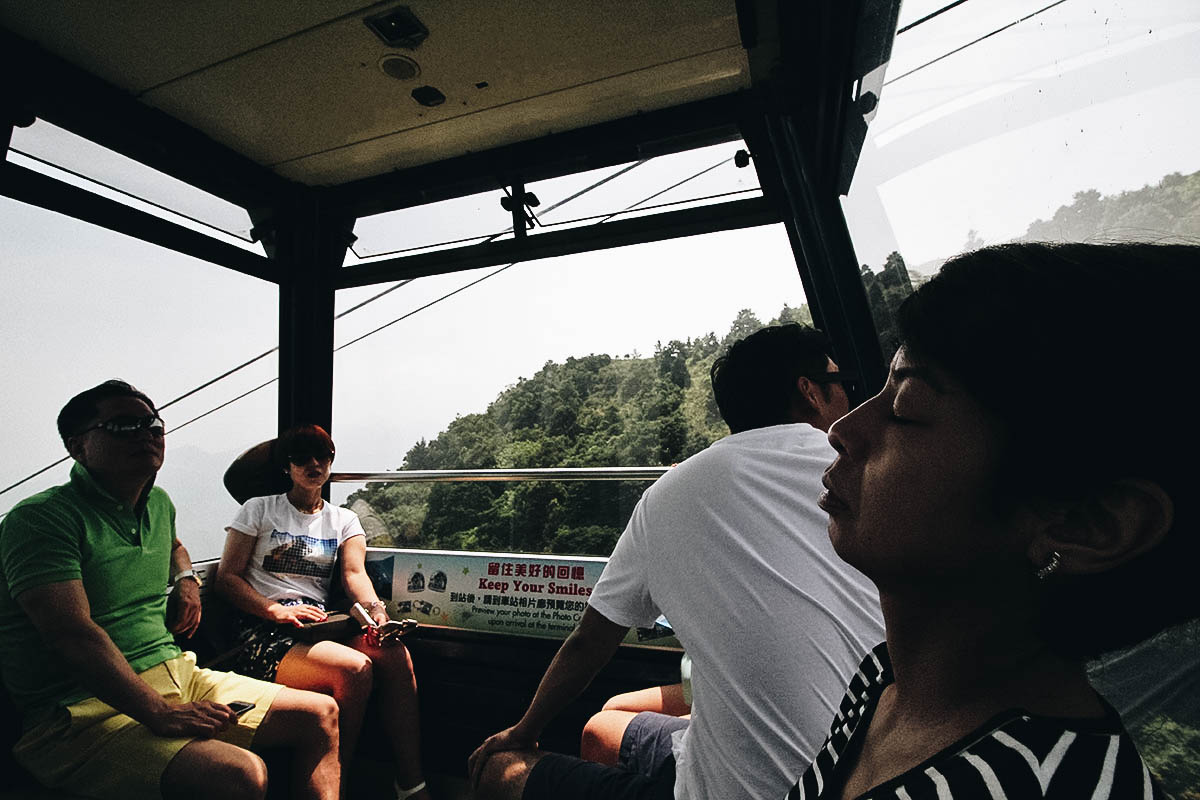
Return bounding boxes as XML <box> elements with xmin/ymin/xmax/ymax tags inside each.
<box><xmin>1</xmin><ymin>1</ymin><xmax>1197</xmax><ymax>798</ymax></box>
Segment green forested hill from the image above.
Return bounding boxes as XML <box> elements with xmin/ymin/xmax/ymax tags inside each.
<box><xmin>1019</xmin><ymin>170</ymin><xmax>1200</xmax><ymax>244</ymax></box>
<box><xmin>348</xmin><ymin>304</ymin><xmax>813</xmax><ymax>555</ymax></box>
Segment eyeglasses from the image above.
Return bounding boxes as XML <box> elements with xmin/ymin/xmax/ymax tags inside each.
<box><xmin>85</xmin><ymin>415</ymin><xmax>166</xmax><ymax>438</ymax></box>
<box><xmin>287</xmin><ymin>450</ymin><xmax>335</xmax><ymax>466</ymax></box>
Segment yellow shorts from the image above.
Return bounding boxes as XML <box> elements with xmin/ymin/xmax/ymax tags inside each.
<box><xmin>13</xmin><ymin>651</ymin><xmax>284</xmax><ymax>800</ymax></box>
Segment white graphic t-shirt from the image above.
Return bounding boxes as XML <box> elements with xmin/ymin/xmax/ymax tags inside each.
<box><xmin>227</xmin><ymin>493</ymin><xmax>365</xmax><ymax>603</ymax></box>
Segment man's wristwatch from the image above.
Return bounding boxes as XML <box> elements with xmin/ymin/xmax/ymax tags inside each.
<box><xmin>175</xmin><ymin>569</ymin><xmax>202</xmax><ymax>587</ymax></box>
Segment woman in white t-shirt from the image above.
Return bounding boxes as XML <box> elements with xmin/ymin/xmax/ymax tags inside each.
<box><xmin>216</xmin><ymin>424</ymin><xmax>429</xmax><ymax>800</ymax></box>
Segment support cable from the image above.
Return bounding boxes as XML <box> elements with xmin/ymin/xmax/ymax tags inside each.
<box><xmin>885</xmin><ymin>0</ymin><xmax>1068</xmax><ymax>86</ymax></box>
<box><xmin>896</xmin><ymin>0</ymin><xmax>971</xmax><ymax>35</ymax></box>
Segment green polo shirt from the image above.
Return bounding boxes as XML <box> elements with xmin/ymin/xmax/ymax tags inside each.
<box><xmin>0</xmin><ymin>463</ymin><xmax>181</xmax><ymax>718</ymax></box>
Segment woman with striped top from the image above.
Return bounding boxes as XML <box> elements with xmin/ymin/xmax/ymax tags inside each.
<box><xmin>790</xmin><ymin>243</ymin><xmax>1197</xmax><ymax>799</ymax></box>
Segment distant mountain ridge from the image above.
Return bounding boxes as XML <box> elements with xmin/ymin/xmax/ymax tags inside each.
<box><xmin>858</xmin><ymin>169</ymin><xmax>1200</xmax><ymax>358</ymax></box>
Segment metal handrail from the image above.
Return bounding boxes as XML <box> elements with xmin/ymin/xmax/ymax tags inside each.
<box><xmin>331</xmin><ymin>467</ymin><xmax>669</xmax><ymax>483</ymax></box>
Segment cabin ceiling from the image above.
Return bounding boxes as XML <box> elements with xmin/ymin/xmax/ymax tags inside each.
<box><xmin>1</xmin><ymin>1</ymin><xmax>751</xmax><ymax>186</ymax></box>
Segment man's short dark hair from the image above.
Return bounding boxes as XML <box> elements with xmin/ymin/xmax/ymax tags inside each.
<box><xmin>710</xmin><ymin>324</ymin><xmax>833</xmax><ymax>434</ymax></box>
<box><xmin>898</xmin><ymin>241</ymin><xmax>1199</xmax><ymax>657</ymax></box>
<box><xmin>57</xmin><ymin>380</ymin><xmax>158</xmax><ymax>448</ymax></box>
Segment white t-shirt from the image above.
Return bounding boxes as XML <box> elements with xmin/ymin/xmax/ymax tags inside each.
<box><xmin>589</xmin><ymin>424</ymin><xmax>884</xmax><ymax>800</ymax></box>
<box><xmin>227</xmin><ymin>493</ymin><xmax>365</xmax><ymax>603</ymax></box>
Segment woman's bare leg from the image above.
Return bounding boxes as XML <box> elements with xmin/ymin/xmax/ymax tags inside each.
<box><xmin>580</xmin><ymin>709</ymin><xmax>640</xmax><ymax>765</ymax></box>
<box><xmin>581</xmin><ymin>683</ymin><xmax>691</xmax><ymax>765</ymax></box>
<box><xmin>602</xmin><ymin>683</ymin><xmax>689</xmax><ymax>715</ymax></box>
<box><xmin>350</xmin><ymin>636</ymin><xmax>429</xmax><ymax>798</ymax></box>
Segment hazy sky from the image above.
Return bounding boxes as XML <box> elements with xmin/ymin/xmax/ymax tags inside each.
<box><xmin>2</xmin><ymin>0</ymin><xmax>1197</xmax><ymax>559</ymax></box>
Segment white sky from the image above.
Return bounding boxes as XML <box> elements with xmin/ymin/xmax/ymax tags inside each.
<box><xmin>2</xmin><ymin>0</ymin><xmax>1197</xmax><ymax>559</ymax></box>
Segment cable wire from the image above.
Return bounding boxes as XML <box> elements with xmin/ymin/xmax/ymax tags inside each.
<box><xmin>885</xmin><ymin>0</ymin><xmax>1069</xmax><ymax>86</ymax></box>
<box><xmin>896</xmin><ymin>0</ymin><xmax>972</xmax><ymax>35</ymax></box>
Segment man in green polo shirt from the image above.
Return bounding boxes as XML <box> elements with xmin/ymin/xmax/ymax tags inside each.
<box><xmin>0</xmin><ymin>380</ymin><xmax>341</xmax><ymax>800</ymax></box>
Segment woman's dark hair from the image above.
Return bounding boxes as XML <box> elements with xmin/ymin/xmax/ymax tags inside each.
<box><xmin>57</xmin><ymin>379</ymin><xmax>157</xmax><ymax>448</ymax></box>
<box><xmin>275</xmin><ymin>424</ymin><xmax>336</xmax><ymax>472</ymax></box>
<box><xmin>710</xmin><ymin>324</ymin><xmax>833</xmax><ymax>433</ymax></box>
<box><xmin>897</xmin><ymin>241</ymin><xmax>1199</xmax><ymax>657</ymax></box>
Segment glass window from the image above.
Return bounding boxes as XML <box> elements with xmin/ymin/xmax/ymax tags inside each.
<box><xmin>0</xmin><ymin>197</ymin><xmax>278</xmax><ymax>560</ymax></box>
<box><xmin>841</xmin><ymin>8</ymin><xmax>1200</xmax><ymax>792</ymax></box>
<box><xmin>8</xmin><ymin>119</ymin><xmax>261</xmax><ymax>248</ymax></box>
<box><xmin>331</xmin><ymin>223</ymin><xmax>810</xmax><ymax>556</ymax></box>
<box><xmin>349</xmin><ymin>189</ymin><xmax>515</xmax><ymax>260</ymax></box>
<box><xmin>841</xmin><ymin>0</ymin><xmax>1200</xmax><ymax>358</ymax></box>
<box><xmin>529</xmin><ymin>140</ymin><xmax>761</xmax><ymax>232</ymax></box>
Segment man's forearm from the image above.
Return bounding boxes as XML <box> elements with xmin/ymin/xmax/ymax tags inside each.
<box><xmin>515</xmin><ymin>608</ymin><xmax>628</xmax><ymax>736</ymax></box>
<box><xmin>50</xmin><ymin>620</ymin><xmax>171</xmax><ymax>725</ymax></box>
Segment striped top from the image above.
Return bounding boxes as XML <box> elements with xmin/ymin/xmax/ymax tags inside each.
<box><xmin>787</xmin><ymin>644</ymin><xmax>1164</xmax><ymax>800</ymax></box>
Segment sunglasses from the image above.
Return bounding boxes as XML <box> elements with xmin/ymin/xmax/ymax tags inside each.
<box><xmin>287</xmin><ymin>450</ymin><xmax>335</xmax><ymax>466</ymax></box>
<box><xmin>85</xmin><ymin>414</ymin><xmax>166</xmax><ymax>438</ymax></box>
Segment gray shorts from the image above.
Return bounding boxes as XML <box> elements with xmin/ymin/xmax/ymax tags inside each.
<box><xmin>520</xmin><ymin>711</ymin><xmax>688</xmax><ymax>800</ymax></box>
<box><xmin>522</xmin><ymin>752</ymin><xmax>675</xmax><ymax>800</ymax></box>
<box><xmin>619</xmin><ymin>712</ymin><xmax>690</xmax><ymax>776</ymax></box>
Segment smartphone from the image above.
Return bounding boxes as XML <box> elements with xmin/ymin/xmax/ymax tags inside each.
<box><xmin>350</xmin><ymin>602</ymin><xmax>375</xmax><ymax>628</ymax></box>
<box><xmin>228</xmin><ymin>700</ymin><xmax>256</xmax><ymax>717</ymax></box>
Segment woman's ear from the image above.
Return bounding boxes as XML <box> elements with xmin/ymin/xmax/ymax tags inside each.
<box><xmin>1028</xmin><ymin>479</ymin><xmax>1173</xmax><ymax>575</ymax></box>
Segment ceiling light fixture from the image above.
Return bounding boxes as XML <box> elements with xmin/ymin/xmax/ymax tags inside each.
<box><xmin>379</xmin><ymin>54</ymin><xmax>421</xmax><ymax>81</ymax></box>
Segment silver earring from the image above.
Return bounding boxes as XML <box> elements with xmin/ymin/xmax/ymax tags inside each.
<box><xmin>1035</xmin><ymin>550</ymin><xmax>1061</xmax><ymax>580</ymax></box>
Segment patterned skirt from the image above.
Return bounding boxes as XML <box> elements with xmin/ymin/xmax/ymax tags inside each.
<box><xmin>229</xmin><ymin>597</ymin><xmax>326</xmax><ymax>681</ymax></box>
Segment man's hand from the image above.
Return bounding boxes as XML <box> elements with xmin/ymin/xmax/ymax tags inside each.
<box><xmin>145</xmin><ymin>700</ymin><xmax>238</xmax><ymax>738</ymax></box>
<box><xmin>468</xmin><ymin>725</ymin><xmax>538</xmax><ymax>788</ymax></box>
<box><xmin>267</xmin><ymin>603</ymin><xmax>327</xmax><ymax>627</ymax></box>
<box><xmin>167</xmin><ymin>578</ymin><xmax>202</xmax><ymax>638</ymax></box>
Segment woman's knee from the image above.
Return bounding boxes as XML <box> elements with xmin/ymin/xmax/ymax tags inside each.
<box><xmin>294</xmin><ymin>641</ymin><xmax>375</xmax><ymax>698</ymax></box>
<box><xmin>372</xmin><ymin>642</ymin><xmax>416</xmax><ymax>680</ymax></box>
<box><xmin>579</xmin><ymin>710</ymin><xmax>632</xmax><ymax>766</ymax></box>
<box><xmin>335</xmin><ymin>649</ymin><xmax>374</xmax><ymax>696</ymax></box>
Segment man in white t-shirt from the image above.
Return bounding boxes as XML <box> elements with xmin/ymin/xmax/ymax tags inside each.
<box><xmin>469</xmin><ymin>325</ymin><xmax>885</xmax><ymax>800</ymax></box>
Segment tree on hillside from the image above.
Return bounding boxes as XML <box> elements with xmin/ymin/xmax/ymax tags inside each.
<box><xmin>859</xmin><ymin>251</ymin><xmax>914</xmax><ymax>360</ymax></box>
<box><xmin>722</xmin><ymin>309</ymin><xmax>764</xmax><ymax>348</ymax></box>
